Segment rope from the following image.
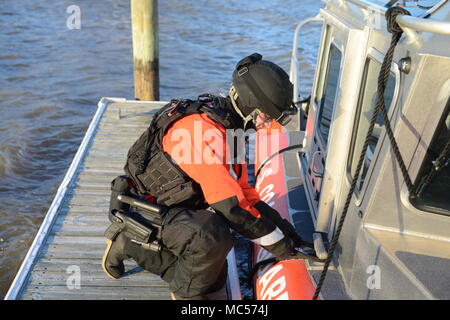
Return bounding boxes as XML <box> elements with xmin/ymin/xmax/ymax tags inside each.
<box><xmin>415</xmin><ymin>136</ymin><xmax>450</xmax><ymax>196</ymax></box>
<box><xmin>376</xmin><ymin>8</ymin><xmax>414</xmax><ymax>195</ymax></box>
<box><xmin>433</xmin><ymin>137</ymin><xmax>450</xmax><ymax>172</ymax></box>
<box><xmin>254</xmin><ymin>144</ymin><xmax>303</xmax><ymax>180</ymax></box>
<box><xmin>312</xmin><ymin>7</ymin><xmax>410</xmax><ymax>300</ymax></box>
<box><xmin>247</xmin><ymin>257</ymin><xmax>277</xmax><ymax>289</ymax></box>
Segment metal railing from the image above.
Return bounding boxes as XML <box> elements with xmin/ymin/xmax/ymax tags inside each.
<box><xmin>398</xmin><ymin>13</ymin><xmax>450</xmax><ymax>35</ymax></box>
<box><xmin>289</xmin><ymin>14</ymin><xmax>323</xmax><ymax>102</ymax></box>
<box><xmin>397</xmin><ymin>13</ymin><xmax>450</xmax><ymax>43</ymax></box>
<box><xmin>342</xmin><ymin>0</ymin><xmax>450</xmax><ymax>34</ymax></box>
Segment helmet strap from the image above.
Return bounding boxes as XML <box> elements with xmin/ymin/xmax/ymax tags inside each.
<box><xmin>229</xmin><ymin>86</ymin><xmax>254</xmax><ymax>128</ymax></box>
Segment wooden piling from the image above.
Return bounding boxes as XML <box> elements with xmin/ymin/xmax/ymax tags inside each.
<box><xmin>131</xmin><ymin>0</ymin><xmax>159</xmax><ymax>101</ymax></box>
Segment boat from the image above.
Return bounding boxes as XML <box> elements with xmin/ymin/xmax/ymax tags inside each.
<box><xmin>251</xmin><ymin>0</ymin><xmax>450</xmax><ymax>300</ymax></box>
<box><xmin>5</xmin><ymin>0</ymin><xmax>450</xmax><ymax>300</ymax></box>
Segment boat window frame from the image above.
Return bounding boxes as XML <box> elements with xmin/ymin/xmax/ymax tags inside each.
<box><xmin>314</xmin><ymin>24</ymin><xmax>332</xmax><ymax>107</ymax></box>
<box><xmin>314</xmin><ymin>40</ymin><xmax>344</xmax><ymax>149</ymax></box>
<box><xmin>346</xmin><ymin>47</ymin><xmax>401</xmax><ymax>205</ymax></box>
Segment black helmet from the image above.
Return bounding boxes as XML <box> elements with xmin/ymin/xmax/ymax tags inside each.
<box><xmin>230</xmin><ymin>53</ymin><xmax>296</xmax><ymax>126</ymax></box>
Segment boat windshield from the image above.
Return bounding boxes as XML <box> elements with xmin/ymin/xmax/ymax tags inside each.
<box><xmin>411</xmin><ymin>101</ymin><xmax>450</xmax><ymax>216</ymax></box>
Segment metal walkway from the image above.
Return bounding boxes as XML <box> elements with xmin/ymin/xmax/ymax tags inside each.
<box><xmin>6</xmin><ymin>97</ymin><xmax>344</xmax><ymax>300</ymax></box>
<box><xmin>6</xmin><ymin>98</ymin><xmax>174</xmax><ymax>300</ymax></box>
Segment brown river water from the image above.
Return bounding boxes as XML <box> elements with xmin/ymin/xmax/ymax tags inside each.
<box><xmin>0</xmin><ymin>0</ymin><xmax>322</xmax><ymax>298</ymax></box>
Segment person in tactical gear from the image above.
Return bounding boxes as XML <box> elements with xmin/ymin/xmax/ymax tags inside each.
<box><xmin>102</xmin><ymin>53</ymin><xmax>320</xmax><ymax>300</ymax></box>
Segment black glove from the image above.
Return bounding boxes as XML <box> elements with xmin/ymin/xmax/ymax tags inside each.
<box><xmin>254</xmin><ymin>201</ymin><xmax>313</xmax><ymax>249</ymax></box>
<box><xmin>262</xmin><ymin>236</ymin><xmax>324</xmax><ymax>263</ymax></box>
<box><xmin>275</xmin><ymin>248</ymin><xmax>325</xmax><ymax>263</ymax></box>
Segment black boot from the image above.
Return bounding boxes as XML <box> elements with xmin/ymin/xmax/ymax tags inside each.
<box><xmin>102</xmin><ymin>233</ymin><xmax>130</xmax><ymax>279</ymax></box>
<box><xmin>170</xmin><ymin>285</ymin><xmax>228</xmax><ymax>300</ymax></box>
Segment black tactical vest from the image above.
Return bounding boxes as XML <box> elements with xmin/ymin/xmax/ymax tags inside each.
<box><xmin>124</xmin><ymin>95</ymin><xmax>239</xmax><ymax>207</ymax></box>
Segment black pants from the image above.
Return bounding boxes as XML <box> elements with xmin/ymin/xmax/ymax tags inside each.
<box><xmin>124</xmin><ymin>207</ymin><xmax>235</xmax><ymax>299</ymax></box>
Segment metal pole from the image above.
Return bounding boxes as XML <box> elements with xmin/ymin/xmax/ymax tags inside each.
<box><xmin>131</xmin><ymin>0</ymin><xmax>159</xmax><ymax>101</ymax></box>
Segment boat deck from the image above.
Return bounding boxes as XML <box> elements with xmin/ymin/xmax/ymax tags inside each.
<box><xmin>6</xmin><ymin>98</ymin><xmax>176</xmax><ymax>300</ymax></box>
